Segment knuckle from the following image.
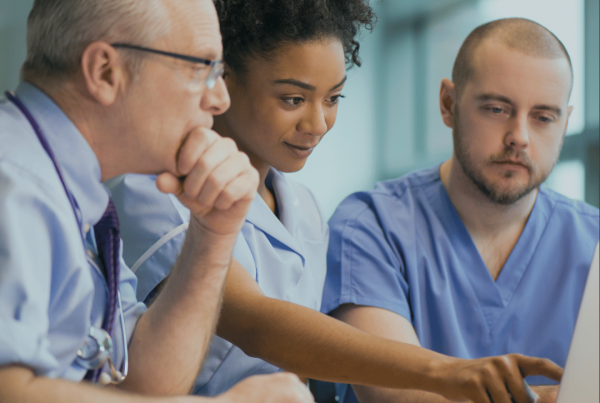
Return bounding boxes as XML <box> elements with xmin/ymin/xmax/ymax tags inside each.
<box><xmin>218</xmin><ymin>188</ymin><xmax>235</xmax><ymax>207</ymax></box>
<box><xmin>196</xmin><ymin>157</ymin><xmax>210</xmax><ymax>172</ymax></box>
<box><xmin>223</xmin><ymin>136</ymin><xmax>238</xmax><ymax>150</ymax></box>
<box><xmin>237</xmin><ymin>150</ymin><xmax>251</xmax><ymax>165</ymax></box>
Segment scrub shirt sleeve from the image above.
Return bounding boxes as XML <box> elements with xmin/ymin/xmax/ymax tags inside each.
<box><xmin>321</xmin><ymin>192</ymin><xmax>412</xmax><ymax>322</ymax></box>
<box><xmin>0</xmin><ymin>162</ymin><xmax>71</xmax><ymax>375</ymax></box>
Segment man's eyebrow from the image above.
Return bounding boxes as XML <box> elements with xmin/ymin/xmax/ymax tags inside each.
<box><xmin>532</xmin><ymin>104</ymin><xmax>562</xmax><ymax>116</ymax></box>
<box><xmin>271</xmin><ymin>76</ymin><xmax>347</xmax><ymax>92</ymax></box>
<box><xmin>476</xmin><ymin>93</ymin><xmax>562</xmax><ymax>115</ymax></box>
<box><xmin>476</xmin><ymin>93</ymin><xmax>515</xmax><ymax>105</ymax></box>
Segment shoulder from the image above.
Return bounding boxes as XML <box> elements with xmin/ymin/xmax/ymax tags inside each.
<box><xmin>0</xmin><ymin>100</ymin><xmax>60</xmax><ymax>193</ymax></box>
<box><xmin>538</xmin><ymin>186</ymin><xmax>599</xmax><ymax>223</ymax></box>
<box><xmin>330</xmin><ymin>165</ymin><xmax>440</xmax><ymax>229</ymax></box>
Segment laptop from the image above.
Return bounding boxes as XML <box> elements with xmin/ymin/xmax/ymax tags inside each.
<box><xmin>555</xmin><ymin>242</ymin><xmax>599</xmax><ymax>402</ymax></box>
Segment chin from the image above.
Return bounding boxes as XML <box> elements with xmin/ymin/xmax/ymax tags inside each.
<box><xmin>275</xmin><ymin>160</ymin><xmax>308</xmax><ymax>174</ymax></box>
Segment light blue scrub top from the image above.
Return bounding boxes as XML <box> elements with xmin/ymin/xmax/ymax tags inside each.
<box><xmin>108</xmin><ymin>168</ymin><xmax>329</xmax><ymax>396</ymax></box>
<box><xmin>321</xmin><ymin>165</ymin><xmax>600</xmax><ymax>403</ymax></box>
<box><xmin>0</xmin><ymin>83</ymin><xmax>146</xmax><ymax>380</ymax></box>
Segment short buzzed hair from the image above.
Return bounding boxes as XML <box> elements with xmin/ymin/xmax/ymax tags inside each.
<box><xmin>23</xmin><ymin>0</ymin><xmax>171</xmax><ymax>79</ymax></box>
<box><xmin>452</xmin><ymin>18</ymin><xmax>572</xmax><ymax>99</ymax></box>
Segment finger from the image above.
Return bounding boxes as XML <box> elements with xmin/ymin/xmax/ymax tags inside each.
<box><xmin>176</xmin><ymin>127</ymin><xmax>219</xmax><ymax>176</ymax></box>
<box><xmin>200</xmin><ymin>154</ymin><xmax>257</xmax><ymax>209</ymax></box>
<box><xmin>480</xmin><ymin>363</ymin><xmax>511</xmax><ymax>403</ymax></box>
<box><xmin>515</xmin><ymin>356</ymin><xmax>563</xmax><ymax>383</ymax></box>
<box><xmin>213</xmin><ymin>170</ymin><xmax>258</xmax><ymax>211</ymax></box>
<box><xmin>156</xmin><ymin>172</ymin><xmax>183</xmax><ymax>195</ymax></box>
<box><xmin>503</xmin><ymin>362</ymin><xmax>538</xmax><ymax>403</ymax></box>
<box><xmin>182</xmin><ymin>137</ymin><xmax>238</xmax><ymax>200</ymax></box>
<box><xmin>288</xmin><ymin>375</ymin><xmax>314</xmax><ymax>403</ymax></box>
<box><xmin>486</xmin><ymin>383</ymin><xmax>512</xmax><ymax>403</ymax></box>
<box><xmin>470</xmin><ymin>383</ymin><xmax>493</xmax><ymax>403</ymax></box>
<box><xmin>156</xmin><ymin>172</ymin><xmax>213</xmax><ymax>217</ymax></box>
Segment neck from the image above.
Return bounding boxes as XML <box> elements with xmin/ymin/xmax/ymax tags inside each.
<box><xmin>24</xmin><ymin>74</ymin><xmax>123</xmax><ymax>181</ymax></box>
<box><xmin>439</xmin><ymin>156</ymin><xmax>537</xmax><ymax>238</ymax></box>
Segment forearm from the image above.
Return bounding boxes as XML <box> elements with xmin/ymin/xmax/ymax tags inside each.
<box><xmin>352</xmin><ymin>384</ymin><xmax>458</xmax><ymax>403</ymax></box>
<box><xmin>218</xmin><ymin>294</ymin><xmax>450</xmax><ymax>393</ymax></box>
<box><xmin>122</xmin><ymin>220</ymin><xmax>236</xmax><ymax>395</ymax></box>
<box><xmin>0</xmin><ymin>365</ymin><xmax>201</xmax><ymax>403</ymax></box>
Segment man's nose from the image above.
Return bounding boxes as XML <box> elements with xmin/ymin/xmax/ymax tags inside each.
<box><xmin>504</xmin><ymin>113</ymin><xmax>530</xmax><ymax>150</ymax></box>
<box><xmin>202</xmin><ymin>76</ymin><xmax>231</xmax><ymax>115</ymax></box>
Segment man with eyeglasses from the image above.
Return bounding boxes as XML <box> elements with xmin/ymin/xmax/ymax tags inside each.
<box><xmin>0</xmin><ymin>0</ymin><xmax>314</xmax><ymax>402</ymax></box>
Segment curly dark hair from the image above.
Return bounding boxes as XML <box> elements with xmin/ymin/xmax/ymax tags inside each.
<box><xmin>214</xmin><ymin>0</ymin><xmax>376</xmax><ymax>75</ymax></box>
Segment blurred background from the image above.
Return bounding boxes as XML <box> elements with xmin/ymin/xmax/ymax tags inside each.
<box><xmin>1</xmin><ymin>0</ymin><xmax>598</xmax><ymax>218</ymax></box>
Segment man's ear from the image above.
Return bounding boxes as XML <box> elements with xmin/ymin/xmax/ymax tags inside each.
<box><xmin>80</xmin><ymin>41</ymin><xmax>126</xmax><ymax>106</ymax></box>
<box><xmin>563</xmin><ymin>105</ymin><xmax>574</xmax><ymax>135</ymax></box>
<box><xmin>439</xmin><ymin>78</ymin><xmax>456</xmax><ymax>129</ymax></box>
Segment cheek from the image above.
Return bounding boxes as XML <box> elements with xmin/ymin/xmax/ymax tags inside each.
<box><xmin>325</xmin><ymin>106</ymin><xmax>338</xmax><ymax>131</ymax></box>
<box><xmin>531</xmin><ymin>132</ymin><xmax>563</xmax><ymax>166</ymax></box>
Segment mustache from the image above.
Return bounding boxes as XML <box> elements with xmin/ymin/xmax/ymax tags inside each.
<box><xmin>486</xmin><ymin>149</ymin><xmax>534</xmax><ymax>171</ymax></box>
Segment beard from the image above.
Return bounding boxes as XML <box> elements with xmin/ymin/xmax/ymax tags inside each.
<box><xmin>452</xmin><ymin>107</ymin><xmax>559</xmax><ymax>205</ymax></box>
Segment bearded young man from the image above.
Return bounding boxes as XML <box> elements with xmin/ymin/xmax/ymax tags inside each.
<box><xmin>322</xmin><ymin>17</ymin><xmax>599</xmax><ymax>403</ymax></box>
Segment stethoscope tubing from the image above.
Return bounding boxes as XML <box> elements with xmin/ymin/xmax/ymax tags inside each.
<box><xmin>4</xmin><ymin>90</ymin><xmax>128</xmax><ymax>383</ymax></box>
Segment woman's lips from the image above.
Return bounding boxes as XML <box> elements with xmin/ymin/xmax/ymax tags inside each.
<box><xmin>284</xmin><ymin>142</ymin><xmax>316</xmax><ymax>158</ymax></box>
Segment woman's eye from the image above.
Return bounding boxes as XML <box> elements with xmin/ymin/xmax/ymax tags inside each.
<box><xmin>328</xmin><ymin>94</ymin><xmax>346</xmax><ymax>104</ymax></box>
<box><xmin>282</xmin><ymin>97</ymin><xmax>304</xmax><ymax>106</ymax></box>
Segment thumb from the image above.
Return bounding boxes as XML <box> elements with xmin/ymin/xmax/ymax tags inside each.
<box><xmin>156</xmin><ymin>172</ymin><xmax>183</xmax><ymax>196</ymax></box>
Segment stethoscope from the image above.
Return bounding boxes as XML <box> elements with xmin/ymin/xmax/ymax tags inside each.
<box><xmin>5</xmin><ymin>90</ymin><xmax>128</xmax><ymax>384</ymax></box>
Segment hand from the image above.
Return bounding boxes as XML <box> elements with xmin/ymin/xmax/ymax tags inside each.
<box><xmin>435</xmin><ymin>354</ymin><xmax>562</xmax><ymax>403</ymax></box>
<box><xmin>530</xmin><ymin>385</ymin><xmax>558</xmax><ymax>403</ymax></box>
<box><xmin>216</xmin><ymin>373</ymin><xmax>315</xmax><ymax>403</ymax></box>
<box><xmin>156</xmin><ymin>127</ymin><xmax>259</xmax><ymax>236</ymax></box>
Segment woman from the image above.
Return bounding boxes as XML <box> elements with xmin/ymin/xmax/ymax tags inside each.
<box><xmin>108</xmin><ymin>0</ymin><xmax>561</xmax><ymax>402</ymax></box>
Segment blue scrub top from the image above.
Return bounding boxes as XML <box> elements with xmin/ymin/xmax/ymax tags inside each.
<box><xmin>321</xmin><ymin>165</ymin><xmax>600</xmax><ymax>403</ymax></box>
<box><xmin>108</xmin><ymin>167</ymin><xmax>329</xmax><ymax>396</ymax></box>
<box><xmin>0</xmin><ymin>83</ymin><xmax>146</xmax><ymax>380</ymax></box>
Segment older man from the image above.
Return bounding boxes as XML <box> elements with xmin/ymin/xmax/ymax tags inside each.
<box><xmin>322</xmin><ymin>18</ymin><xmax>599</xmax><ymax>403</ymax></box>
<box><xmin>0</xmin><ymin>1</ymin><xmax>313</xmax><ymax>402</ymax></box>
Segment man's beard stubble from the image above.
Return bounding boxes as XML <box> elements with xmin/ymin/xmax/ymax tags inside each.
<box><xmin>451</xmin><ymin>107</ymin><xmax>558</xmax><ymax>205</ymax></box>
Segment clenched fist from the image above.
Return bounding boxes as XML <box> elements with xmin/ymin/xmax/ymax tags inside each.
<box><xmin>156</xmin><ymin>127</ymin><xmax>259</xmax><ymax>236</ymax></box>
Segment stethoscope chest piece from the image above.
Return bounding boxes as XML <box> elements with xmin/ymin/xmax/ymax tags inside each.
<box><xmin>75</xmin><ymin>326</ymin><xmax>113</xmax><ymax>370</ymax></box>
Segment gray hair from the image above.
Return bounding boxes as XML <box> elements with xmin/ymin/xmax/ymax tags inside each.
<box><xmin>23</xmin><ymin>0</ymin><xmax>171</xmax><ymax>78</ymax></box>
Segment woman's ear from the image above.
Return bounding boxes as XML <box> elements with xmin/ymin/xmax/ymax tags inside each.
<box><xmin>80</xmin><ymin>41</ymin><xmax>127</xmax><ymax>106</ymax></box>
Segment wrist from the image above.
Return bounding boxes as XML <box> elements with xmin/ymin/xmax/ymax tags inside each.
<box><xmin>426</xmin><ymin>354</ymin><xmax>461</xmax><ymax>395</ymax></box>
<box><xmin>176</xmin><ymin>218</ymin><xmax>239</xmax><ymax>272</ymax></box>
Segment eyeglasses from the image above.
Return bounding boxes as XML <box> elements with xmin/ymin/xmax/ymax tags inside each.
<box><xmin>111</xmin><ymin>43</ymin><xmax>225</xmax><ymax>89</ymax></box>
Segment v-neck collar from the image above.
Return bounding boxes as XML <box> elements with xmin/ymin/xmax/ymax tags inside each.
<box><xmin>245</xmin><ymin>168</ymin><xmax>305</xmax><ymax>264</ymax></box>
<box><xmin>424</xmin><ymin>165</ymin><xmax>552</xmax><ymax>330</ymax></box>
